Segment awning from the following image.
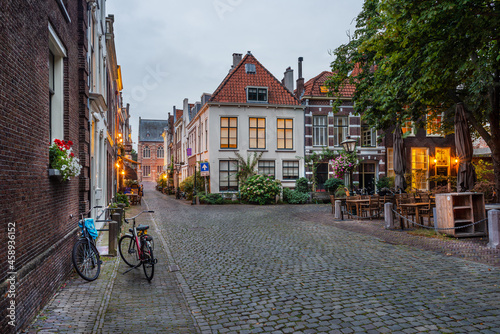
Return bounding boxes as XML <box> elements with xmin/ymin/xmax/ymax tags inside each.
<box><xmin>119</xmin><ymin>155</ymin><xmax>141</xmax><ymax>165</ymax></box>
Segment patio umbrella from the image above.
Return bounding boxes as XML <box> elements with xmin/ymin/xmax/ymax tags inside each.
<box><xmin>393</xmin><ymin>123</ymin><xmax>406</xmax><ymax>193</ymax></box>
<box><xmin>455</xmin><ymin>103</ymin><xmax>476</xmax><ymax>191</ymax></box>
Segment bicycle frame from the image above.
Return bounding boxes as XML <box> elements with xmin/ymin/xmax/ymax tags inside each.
<box><xmin>122</xmin><ymin>210</ymin><xmax>155</xmax><ymax>267</ymax></box>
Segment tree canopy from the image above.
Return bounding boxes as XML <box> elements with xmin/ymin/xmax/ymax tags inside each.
<box><xmin>326</xmin><ymin>0</ymin><xmax>500</xmax><ymax>192</ymax></box>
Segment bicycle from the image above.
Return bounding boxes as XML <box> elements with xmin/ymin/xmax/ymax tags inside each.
<box><xmin>72</xmin><ymin>205</ymin><xmax>104</xmax><ymax>281</ymax></box>
<box><xmin>118</xmin><ymin>210</ymin><xmax>157</xmax><ymax>281</ymax></box>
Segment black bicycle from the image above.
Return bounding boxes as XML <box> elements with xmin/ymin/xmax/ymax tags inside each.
<box><xmin>118</xmin><ymin>210</ymin><xmax>156</xmax><ymax>281</ymax></box>
<box><xmin>72</xmin><ymin>206</ymin><xmax>104</xmax><ymax>281</ymax></box>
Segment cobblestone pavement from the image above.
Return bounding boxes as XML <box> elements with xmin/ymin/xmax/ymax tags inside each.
<box><xmin>25</xmin><ymin>183</ymin><xmax>500</xmax><ymax>333</ymax></box>
<box><xmin>145</xmin><ymin>183</ymin><xmax>500</xmax><ymax>334</ymax></box>
<box><xmin>25</xmin><ymin>202</ymin><xmax>197</xmax><ymax>334</ymax></box>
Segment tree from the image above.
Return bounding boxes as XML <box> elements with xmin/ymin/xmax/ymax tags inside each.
<box><xmin>234</xmin><ymin>152</ymin><xmax>263</xmax><ymax>183</ymax></box>
<box><xmin>326</xmin><ymin>0</ymin><xmax>500</xmax><ymax>195</ymax></box>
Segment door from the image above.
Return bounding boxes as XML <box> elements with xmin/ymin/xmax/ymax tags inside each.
<box><xmin>316</xmin><ymin>163</ymin><xmax>328</xmax><ymax>191</ymax></box>
<box><xmin>359</xmin><ymin>163</ymin><xmax>376</xmax><ymax>194</ymax></box>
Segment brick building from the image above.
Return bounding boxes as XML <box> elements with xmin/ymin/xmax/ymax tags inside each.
<box><xmin>138</xmin><ymin>118</ymin><xmax>169</xmax><ymax>183</ymax></box>
<box><xmin>0</xmin><ymin>1</ymin><xmax>90</xmax><ymax>332</ymax></box>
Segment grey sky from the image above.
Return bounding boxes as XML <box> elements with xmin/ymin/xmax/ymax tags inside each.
<box><xmin>106</xmin><ymin>0</ymin><xmax>364</xmax><ymax>147</ymax></box>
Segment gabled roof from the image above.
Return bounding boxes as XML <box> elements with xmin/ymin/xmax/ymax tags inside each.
<box><xmin>139</xmin><ymin>119</ymin><xmax>169</xmax><ymax>142</ymax></box>
<box><xmin>175</xmin><ymin>109</ymin><xmax>183</xmax><ymax>121</ymax></box>
<box><xmin>302</xmin><ymin>71</ymin><xmax>356</xmax><ymax>99</ymax></box>
<box><xmin>209</xmin><ymin>53</ymin><xmax>300</xmax><ymax>106</ymax></box>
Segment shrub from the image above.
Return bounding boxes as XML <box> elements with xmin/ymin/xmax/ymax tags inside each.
<box><xmin>116</xmin><ymin>192</ymin><xmax>129</xmax><ymax>206</ymax></box>
<box><xmin>283</xmin><ymin>187</ymin><xmax>310</xmax><ymax>204</ymax></box>
<box><xmin>295</xmin><ymin>177</ymin><xmax>309</xmax><ymax>193</ymax></box>
<box><xmin>334</xmin><ymin>186</ymin><xmax>347</xmax><ymax>198</ymax></box>
<box><xmin>200</xmin><ymin>193</ymin><xmax>224</xmax><ymax>205</ymax></box>
<box><xmin>240</xmin><ymin>174</ymin><xmax>281</xmax><ymax>205</ymax></box>
<box><xmin>179</xmin><ymin>172</ymin><xmax>205</xmax><ymax>200</ymax></box>
<box><xmin>324</xmin><ymin>178</ymin><xmax>344</xmax><ymax>193</ymax></box>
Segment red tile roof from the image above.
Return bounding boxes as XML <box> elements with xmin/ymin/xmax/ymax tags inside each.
<box><xmin>209</xmin><ymin>53</ymin><xmax>300</xmax><ymax>106</ymax></box>
<box><xmin>302</xmin><ymin>71</ymin><xmax>356</xmax><ymax>99</ymax></box>
<box><xmin>175</xmin><ymin>109</ymin><xmax>183</xmax><ymax>120</ymax></box>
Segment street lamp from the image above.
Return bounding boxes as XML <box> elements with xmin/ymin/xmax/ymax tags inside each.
<box><xmin>341</xmin><ymin>135</ymin><xmax>357</xmax><ymax>194</ymax></box>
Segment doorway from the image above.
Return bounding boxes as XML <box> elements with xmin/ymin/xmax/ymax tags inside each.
<box><xmin>358</xmin><ymin>162</ymin><xmax>376</xmax><ymax>194</ymax></box>
<box><xmin>316</xmin><ymin>163</ymin><xmax>328</xmax><ymax>191</ymax></box>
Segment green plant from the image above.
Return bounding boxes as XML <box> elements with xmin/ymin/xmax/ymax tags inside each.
<box><xmin>376</xmin><ymin>176</ymin><xmax>394</xmax><ymax>191</ymax></box>
<box><xmin>125</xmin><ymin>179</ymin><xmax>139</xmax><ymax>187</ymax></box>
<box><xmin>240</xmin><ymin>174</ymin><xmax>281</xmax><ymax>205</ymax></box>
<box><xmin>303</xmin><ymin>148</ymin><xmax>336</xmax><ymax>191</ymax></box>
<box><xmin>49</xmin><ymin>139</ymin><xmax>82</xmax><ymax>181</ymax></box>
<box><xmin>116</xmin><ymin>193</ymin><xmax>129</xmax><ymax>207</ymax></box>
<box><xmin>200</xmin><ymin>193</ymin><xmax>224</xmax><ymax>205</ymax></box>
<box><xmin>330</xmin><ymin>150</ymin><xmax>359</xmax><ymax>179</ymax></box>
<box><xmin>334</xmin><ymin>186</ymin><xmax>347</xmax><ymax>198</ymax></box>
<box><xmin>234</xmin><ymin>152</ymin><xmax>264</xmax><ymax>183</ymax></box>
<box><xmin>473</xmin><ymin>159</ymin><xmax>494</xmax><ymax>182</ymax></box>
<box><xmin>295</xmin><ymin>177</ymin><xmax>309</xmax><ymax>193</ymax></box>
<box><xmin>179</xmin><ymin>172</ymin><xmax>205</xmax><ymax>200</ymax></box>
<box><xmin>283</xmin><ymin>188</ymin><xmax>310</xmax><ymax>204</ymax></box>
<box><xmin>324</xmin><ymin>178</ymin><xmax>344</xmax><ymax>193</ymax></box>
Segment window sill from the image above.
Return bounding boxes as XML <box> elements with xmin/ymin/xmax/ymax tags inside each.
<box><xmin>275</xmin><ymin>150</ymin><xmax>296</xmax><ymax>153</ymax></box>
<box><xmin>248</xmin><ymin>149</ymin><xmax>268</xmax><ymax>152</ymax></box>
<box><xmin>219</xmin><ymin>149</ymin><xmax>238</xmax><ymax>152</ymax></box>
<box><xmin>282</xmin><ymin>179</ymin><xmax>297</xmax><ymax>182</ymax></box>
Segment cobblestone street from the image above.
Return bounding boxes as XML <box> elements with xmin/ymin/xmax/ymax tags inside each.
<box><xmin>27</xmin><ymin>183</ymin><xmax>500</xmax><ymax>333</ymax></box>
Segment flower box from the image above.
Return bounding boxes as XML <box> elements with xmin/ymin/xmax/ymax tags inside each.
<box><xmin>48</xmin><ymin>168</ymin><xmax>63</xmax><ymax>182</ymax></box>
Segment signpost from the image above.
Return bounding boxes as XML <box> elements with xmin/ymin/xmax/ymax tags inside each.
<box><xmin>200</xmin><ymin>162</ymin><xmax>209</xmax><ymax>194</ymax></box>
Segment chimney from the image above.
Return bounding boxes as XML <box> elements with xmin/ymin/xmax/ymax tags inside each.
<box><xmin>173</xmin><ymin>106</ymin><xmax>176</xmax><ymax>121</ymax></box>
<box><xmin>296</xmin><ymin>57</ymin><xmax>305</xmax><ymax>99</ymax></box>
<box><xmin>232</xmin><ymin>53</ymin><xmax>242</xmax><ymax>69</ymax></box>
<box><xmin>282</xmin><ymin>67</ymin><xmax>294</xmax><ymax>93</ymax></box>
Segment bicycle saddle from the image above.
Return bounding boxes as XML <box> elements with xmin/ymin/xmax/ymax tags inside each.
<box><xmin>136</xmin><ymin>224</ymin><xmax>149</xmax><ymax>231</ymax></box>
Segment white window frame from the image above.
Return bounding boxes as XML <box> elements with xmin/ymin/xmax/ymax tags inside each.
<box><xmin>49</xmin><ymin>23</ymin><xmax>67</xmax><ymax>143</ymax></box>
<box><xmin>313</xmin><ymin>116</ymin><xmax>328</xmax><ymax>147</ymax></box>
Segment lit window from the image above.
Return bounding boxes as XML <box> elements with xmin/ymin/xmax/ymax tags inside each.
<box><xmin>277</xmin><ymin>118</ymin><xmax>293</xmax><ymax>149</ymax></box>
<box><xmin>411</xmin><ymin>148</ymin><xmax>429</xmax><ymax>191</ymax></box>
<box><xmin>249</xmin><ymin>118</ymin><xmax>266</xmax><ymax>149</ymax></box>
<box><xmin>426</xmin><ymin>112</ymin><xmax>444</xmax><ymax>136</ymax></box>
<box><xmin>220</xmin><ymin>117</ymin><xmax>237</xmax><ymax>149</ymax></box>
<box><xmin>387</xmin><ymin>148</ymin><xmax>395</xmax><ymax>177</ymax></box>
<box><xmin>402</xmin><ymin>120</ymin><xmax>415</xmax><ymax>136</ymax></box>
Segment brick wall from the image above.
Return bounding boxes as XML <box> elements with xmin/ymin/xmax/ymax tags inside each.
<box><xmin>0</xmin><ymin>1</ymin><xmax>88</xmax><ymax>332</ymax></box>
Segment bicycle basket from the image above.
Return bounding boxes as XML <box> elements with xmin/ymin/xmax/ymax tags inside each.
<box><xmin>79</xmin><ymin>218</ymin><xmax>98</xmax><ymax>240</ymax></box>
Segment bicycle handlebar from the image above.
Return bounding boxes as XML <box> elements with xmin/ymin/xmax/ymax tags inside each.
<box><xmin>124</xmin><ymin>210</ymin><xmax>155</xmax><ymax>223</ymax></box>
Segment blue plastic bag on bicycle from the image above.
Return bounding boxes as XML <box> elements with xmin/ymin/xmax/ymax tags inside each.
<box><xmin>79</xmin><ymin>218</ymin><xmax>98</xmax><ymax>239</ymax></box>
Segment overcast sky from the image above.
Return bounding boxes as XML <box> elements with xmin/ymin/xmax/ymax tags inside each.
<box><xmin>106</xmin><ymin>0</ymin><xmax>364</xmax><ymax>147</ymax></box>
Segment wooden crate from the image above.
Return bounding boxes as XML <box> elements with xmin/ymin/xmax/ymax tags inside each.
<box><xmin>435</xmin><ymin>192</ymin><xmax>486</xmax><ymax>237</ymax></box>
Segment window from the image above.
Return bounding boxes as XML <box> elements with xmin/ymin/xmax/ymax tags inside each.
<box><xmin>334</xmin><ymin>116</ymin><xmax>348</xmax><ymax>146</ymax></box>
<box><xmin>402</xmin><ymin>120</ymin><xmax>415</xmax><ymax>136</ymax></box>
<box><xmin>313</xmin><ymin>116</ymin><xmax>327</xmax><ymax>146</ymax></box>
<box><xmin>283</xmin><ymin>161</ymin><xmax>299</xmax><ymax>179</ymax></box>
<box><xmin>143</xmin><ymin>165</ymin><xmax>151</xmax><ymax>177</ymax></box>
<box><xmin>411</xmin><ymin>148</ymin><xmax>429</xmax><ymax>191</ymax></box>
<box><xmin>157</xmin><ymin>166</ymin><xmax>163</xmax><ymax>174</ymax></box>
<box><xmin>157</xmin><ymin>145</ymin><xmax>164</xmax><ymax>158</ymax></box>
<box><xmin>220</xmin><ymin>117</ymin><xmax>237</xmax><ymax>149</ymax></box>
<box><xmin>245</xmin><ymin>63</ymin><xmax>256</xmax><ymax>74</ymax></box>
<box><xmin>361</xmin><ymin>121</ymin><xmax>376</xmax><ymax>147</ymax></box>
<box><xmin>247</xmin><ymin>87</ymin><xmax>268</xmax><ymax>102</ymax></box>
<box><xmin>49</xmin><ymin>23</ymin><xmax>66</xmax><ymax>142</ymax></box>
<box><xmin>249</xmin><ymin>117</ymin><xmax>266</xmax><ymax>149</ymax></box>
<box><xmin>219</xmin><ymin>160</ymin><xmax>238</xmax><ymax>191</ymax></box>
<box><xmin>426</xmin><ymin>112</ymin><xmax>444</xmax><ymax>136</ymax></box>
<box><xmin>277</xmin><ymin>118</ymin><xmax>293</xmax><ymax>149</ymax></box>
<box><xmin>258</xmin><ymin>160</ymin><xmax>275</xmax><ymax>177</ymax></box>
<box><xmin>387</xmin><ymin>148</ymin><xmax>395</xmax><ymax>177</ymax></box>
<box><xmin>143</xmin><ymin>145</ymin><xmax>150</xmax><ymax>158</ymax></box>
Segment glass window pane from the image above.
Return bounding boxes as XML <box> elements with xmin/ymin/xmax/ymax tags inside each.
<box><xmin>249</xmin><ymin>118</ymin><xmax>256</xmax><ymax>127</ymax></box>
<box><xmin>258</xmin><ymin>118</ymin><xmax>265</xmax><ymax>127</ymax></box>
<box><xmin>221</xmin><ymin>117</ymin><xmax>228</xmax><ymax>127</ymax></box>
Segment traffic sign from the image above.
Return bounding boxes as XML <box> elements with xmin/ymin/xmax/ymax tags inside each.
<box><xmin>200</xmin><ymin>162</ymin><xmax>210</xmax><ymax>176</ymax></box>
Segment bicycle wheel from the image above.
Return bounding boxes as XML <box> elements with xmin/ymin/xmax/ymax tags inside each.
<box><xmin>119</xmin><ymin>235</ymin><xmax>140</xmax><ymax>267</ymax></box>
<box><xmin>142</xmin><ymin>241</ymin><xmax>155</xmax><ymax>281</ymax></box>
<box><xmin>72</xmin><ymin>239</ymin><xmax>101</xmax><ymax>281</ymax></box>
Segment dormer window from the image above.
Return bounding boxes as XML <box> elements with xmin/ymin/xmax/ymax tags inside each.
<box><xmin>247</xmin><ymin>87</ymin><xmax>268</xmax><ymax>103</ymax></box>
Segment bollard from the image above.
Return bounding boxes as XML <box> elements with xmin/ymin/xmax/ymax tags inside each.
<box><xmin>335</xmin><ymin>200</ymin><xmax>342</xmax><ymax>219</ymax></box>
<box><xmin>487</xmin><ymin>209</ymin><xmax>500</xmax><ymax>249</ymax></box>
<box><xmin>433</xmin><ymin>207</ymin><xmax>438</xmax><ymax>233</ymax></box>
<box><xmin>384</xmin><ymin>202</ymin><xmax>395</xmax><ymax>229</ymax></box>
<box><xmin>108</xmin><ymin>220</ymin><xmax>118</xmax><ymax>256</ymax></box>
<box><xmin>112</xmin><ymin>212</ymin><xmax>121</xmax><ymax>231</ymax></box>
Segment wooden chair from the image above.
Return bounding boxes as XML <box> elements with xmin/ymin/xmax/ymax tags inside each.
<box><xmin>418</xmin><ymin>202</ymin><xmax>434</xmax><ymax>226</ymax></box>
<box><xmin>360</xmin><ymin>195</ymin><xmax>380</xmax><ymax>220</ymax></box>
<box><xmin>396</xmin><ymin>197</ymin><xmax>415</xmax><ymax>228</ymax></box>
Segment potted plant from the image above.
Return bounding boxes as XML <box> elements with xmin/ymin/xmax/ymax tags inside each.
<box><xmin>324</xmin><ymin>178</ymin><xmax>344</xmax><ymax>195</ymax></box>
<box><xmin>49</xmin><ymin>139</ymin><xmax>82</xmax><ymax>182</ymax></box>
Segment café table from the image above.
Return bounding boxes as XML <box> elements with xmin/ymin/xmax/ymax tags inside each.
<box><xmin>125</xmin><ymin>193</ymin><xmax>139</xmax><ymax>205</ymax></box>
<box><xmin>398</xmin><ymin>202</ymin><xmax>430</xmax><ymax>229</ymax></box>
<box><xmin>345</xmin><ymin>198</ymin><xmax>370</xmax><ymax>219</ymax></box>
